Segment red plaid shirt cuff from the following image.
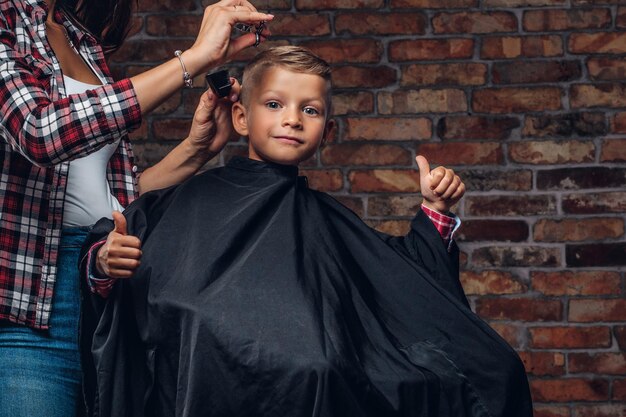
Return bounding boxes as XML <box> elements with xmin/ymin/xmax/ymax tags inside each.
<box><xmin>421</xmin><ymin>204</ymin><xmax>460</xmax><ymax>249</ymax></box>
<box><xmin>86</xmin><ymin>240</ymin><xmax>117</xmax><ymax>298</ymax></box>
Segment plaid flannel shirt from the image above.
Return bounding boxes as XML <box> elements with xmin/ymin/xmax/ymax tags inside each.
<box><xmin>0</xmin><ymin>0</ymin><xmax>142</xmax><ymax>329</ymax></box>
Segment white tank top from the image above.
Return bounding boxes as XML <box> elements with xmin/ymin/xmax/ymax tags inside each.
<box><xmin>62</xmin><ymin>75</ymin><xmax>124</xmax><ymax>227</ymax></box>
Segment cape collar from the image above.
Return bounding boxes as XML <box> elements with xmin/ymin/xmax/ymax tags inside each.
<box><xmin>227</xmin><ymin>156</ymin><xmax>299</xmax><ymax>179</ymax></box>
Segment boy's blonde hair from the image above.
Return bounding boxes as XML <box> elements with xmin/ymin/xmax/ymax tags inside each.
<box><xmin>240</xmin><ymin>46</ymin><xmax>332</xmax><ymax>110</ymax></box>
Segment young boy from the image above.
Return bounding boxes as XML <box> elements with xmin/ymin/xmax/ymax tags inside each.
<box><xmin>81</xmin><ymin>46</ymin><xmax>532</xmax><ymax>417</ymax></box>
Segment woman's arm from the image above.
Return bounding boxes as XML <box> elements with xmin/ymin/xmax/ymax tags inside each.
<box><xmin>137</xmin><ymin>82</ymin><xmax>239</xmax><ymax>194</ymax></box>
<box><xmin>0</xmin><ymin>0</ymin><xmax>271</xmax><ymax>167</ymax></box>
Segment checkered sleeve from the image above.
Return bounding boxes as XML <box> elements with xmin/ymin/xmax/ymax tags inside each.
<box><xmin>0</xmin><ymin>19</ymin><xmax>142</xmax><ymax>167</ymax></box>
<box><xmin>421</xmin><ymin>204</ymin><xmax>461</xmax><ymax>251</ymax></box>
<box><xmin>85</xmin><ymin>240</ymin><xmax>118</xmax><ymax>298</ymax></box>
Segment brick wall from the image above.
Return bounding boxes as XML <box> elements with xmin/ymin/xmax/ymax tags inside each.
<box><xmin>112</xmin><ymin>1</ymin><xmax>626</xmax><ymax>415</ymax></box>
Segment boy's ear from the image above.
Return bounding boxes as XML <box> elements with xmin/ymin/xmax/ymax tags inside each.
<box><xmin>321</xmin><ymin>118</ymin><xmax>336</xmax><ymax>148</ymax></box>
<box><xmin>231</xmin><ymin>101</ymin><xmax>249</xmax><ymax>136</ymax></box>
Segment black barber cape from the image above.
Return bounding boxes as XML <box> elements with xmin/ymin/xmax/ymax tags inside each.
<box><xmin>79</xmin><ymin>156</ymin><xmax>532</xmax><ymax>417</ymax></box>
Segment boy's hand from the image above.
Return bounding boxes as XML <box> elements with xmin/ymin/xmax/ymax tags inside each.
<box><xmin>96</xmin><ymin>211</ymin><xmax>142</xmax><ymax>279</ymax></box>
<box><xmin>416</xmin><ymin>155</ymin><xmax>465</xmax><ymax>214</ymax></box>
<box><xmin>187</xmin><ymin>79</ymin><xmax>240</xmax><ymax>159</ymax></box>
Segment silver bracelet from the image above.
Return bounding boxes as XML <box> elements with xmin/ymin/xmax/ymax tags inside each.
<box><xmin>174</xmin><ymin>50</ymin><xmax>193</xmax><ymax>88</ymax></box>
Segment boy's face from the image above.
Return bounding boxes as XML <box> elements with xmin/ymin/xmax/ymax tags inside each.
<box><xmin>232</xmin><ymin>67</ymin><xmax>334</xmax><ymax>166</ymax></box>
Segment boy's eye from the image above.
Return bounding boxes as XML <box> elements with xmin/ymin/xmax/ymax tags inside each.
<box><xmin>266</xmin><ymin>101</ymin><xmax>280</xmax><ymax>109</ymax></box>
<box><xmin>303</xmin><ymin>107</ymin><xmax>319</xmax><ymax>116</ymax></box>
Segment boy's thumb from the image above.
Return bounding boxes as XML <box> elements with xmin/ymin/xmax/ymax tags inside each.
<box><xmin>112</xmin><ymin>211</ymin><xmax>127</xmax><ymax>236</ymax></box>
<box><xmin>416</xmin><ymin>155</ymin><xmax>431</xmax><ymax>178</ymax></box>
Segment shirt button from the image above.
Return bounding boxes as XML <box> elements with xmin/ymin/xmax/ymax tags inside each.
<box><xmin>132</xmin><ymin>165</ymin><xmax>138</xmax><ymax>173</ymax></box>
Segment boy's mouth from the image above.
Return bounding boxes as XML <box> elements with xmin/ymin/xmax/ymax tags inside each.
<box><xmin>273</xmin><ymin>136</ymin><xmax>303</xmax><ymax>145</ymax></box>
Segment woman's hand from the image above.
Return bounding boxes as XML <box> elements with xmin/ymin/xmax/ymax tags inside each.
<box><xmin>185</xmin><ymin>0</ymin><xmax>273</xmax><ymax>75</ymax></box>
<box><xmin>186</xmin><ymin>78</ymin><xmax>241</xmax><ymax>158</ymax></box>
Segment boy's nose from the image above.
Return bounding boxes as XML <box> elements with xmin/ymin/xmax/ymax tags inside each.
<box><xmin>281</xmin><ymin>107</ymin><xmax>302</xmax><ymax>128</ymax></box>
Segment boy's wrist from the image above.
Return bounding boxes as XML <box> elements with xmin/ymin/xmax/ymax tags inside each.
<box><xmin>421</xmin><ymin>199</ymin><xmax>450</xmax><ymax>215</ymax></box>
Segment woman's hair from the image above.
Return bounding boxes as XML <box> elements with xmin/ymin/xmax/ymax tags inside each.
<box><xmin>240</xmin><ymin>45</ymin><xmax>332</xmax><ymax>106</ymax></box>
<box><xmin>59</xmin><ymin>0</ymin><xmax>135</xmax><ymax>53</ymax></box>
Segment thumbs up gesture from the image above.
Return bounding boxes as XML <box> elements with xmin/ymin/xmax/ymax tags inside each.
<box><xmin>416</xmin><ymin>155</ymin><xmax>465</xmax><ymax>214</ymax></box>
<box><xmin>95</xmin><ymin>211</ymin><xmax>142</xmax><ymax>279</ymax></box>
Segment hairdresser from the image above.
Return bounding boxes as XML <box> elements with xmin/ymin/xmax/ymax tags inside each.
<box><xmin>0</xmin><ymin>0</ymin><xmax>272</xmax><ymax>415</ymax></box>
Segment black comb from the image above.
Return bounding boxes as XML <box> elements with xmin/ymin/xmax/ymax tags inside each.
<box><xmin>205</xmin><ymin>70</ymin><xmax>232</xmax><ymax>98</ymax></box>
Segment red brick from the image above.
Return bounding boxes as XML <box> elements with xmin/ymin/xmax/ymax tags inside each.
<box><xmin>332</xmin><ymin>92</ymin><xmax>374</xmax><ymax>115</ymax></box>
<box><xmin>563</xmin><ymin>192</ymin><xmax>626</xmax><ymax>214</ymax></box>
<box><xmin>619</xmin><ymin>7</ymin><xmax>626</xmax><ymax>28</ymax></box>
<box><xmin>473</xmin><ymin>88</ymin><xmax>562</xmax><ymax>114</ymax></box>
<box><xmin>518</xmin><ymin>351</ymin><xmax>566</xmax><ymax>377</ymax></box>
<box><xmin>111</xmin><ymin>39</ymin><xmax>193</xmax><ymax>63</ymax></box>
<box><xmin>571</xmin><ymin>84</ymin><xmax>626</xmax><ymax>109</ymax></box>
<box><xmin>569</xmin><ymin>353</ymin><xmax>626</xmax><ymax>375</ymax></box>
<box><xmin>344</xmin><ymin>118</ymin><xmax>432</xmax><ymax>141</ymax></box>
<box><xmin>457</xmin><ymin>220</ymin><xmax>529</xmax><ymax>242</ymax></box>
<box><xmin>537</xmin><ymin>167</ymin><xmax>626</xmax><ymax>190</ymax></box>
<box><xmin>530</xmin><ymin>378</ymin><xmax>609</xmax><ymax>402</ymax></box>
<box><xmin>488</xmin><ymin>323</ymin><xmax>527</xmax><ymax>349</ymax></box>
<box><xmin>531</xmin><ymin>271</ymin><xmax>621</xmax><ymax>296</ymax></box>
<box><xmin>465</xmin><ymin>195</ymin><xmax>557</xmax><ymax>216</ymax></box>
<box><xmin>152</xmin><ymin>118</ymin><xmax>192</xmax><ymax>141</ymax></box>
<box><xmin>415</xmin><ymin>143</ymin><xmax>503</xmax><ymax>165</ymax></box>
<box><xmin>367</xmin><ymin>220</ymin><xmax>411</xmax><ymax>236</ymax></box>
<box><xmin>438</xmin><ymin>116</ymin><xmax>519</xmax><ymax>140</ymax></box>
<box><xmin>295</xmin><ymin>0</ymin><xmax>384</xmax><ymax>8</ymax></box>
<box><xmin>569</xmin><ymin>32</ymin><xmax>626</xmax><ymax>54</ymax></box>
<box><xmin>492</xmin><ymin>60</ymin><xmax>581</xmax><ymax>84</ymax></box>
<box><xmin>433</xmin><ymin>12</ymin><xmax>517</xmax><ymax>34</ymax></box>
<box><xmin>572</xmin><ymin>404</ymin><xmax>626</xmax><ymax>417</ymax></box>
<box><xmin>266</xmin><ymin>13</ymin><xmax>331</xmax><ymax>36</ymax></box>
<box><xmin>534</xmin><ymin>218</ymin><xmax>624</xmax><ymax>242</ymax></box>
<box><xmin>573</xmin><ymin>0</ymin><xmax>626</xmax><ymax>4</ymax></box>
<box><xmin>349</xmin><ymin>170</ymin><xmax>421</xmax><ymax>193</ymax></box>
<box><xmin>567</xmin><ymin>243</ymin><xmax>626</xmax><ymax>267</ymax></box>
<box><xmin>332</xmin><ymin>66</ymin><xmax>396</xmax><ymax>88</ymax></box>
<box><xmin>569</xmin><ymin>299</ymin><xmax>626</xmax><ymax>322</ymax></box>
<box><xmin>601</xmin><ymin>139</ymin><xmax>626</xmax><ymax>162</ymax></box>
<box><xmin>391</xmin><ymin>0</ymin><xmax>477</xmax><ymax>6</ymax></box>
<box><xmin>145</xmin><ymin>15</ymin><xmax>201</xmax><ymax>37</ymax></box>
<box><xmin>378</xmin><ymin>89</ymin><xmax>468</xmax><ymax>114</ymax></box>
<box><xmin>509</xmin><ymin>140</ymin><xmax>595</xmax><ymax>164</ymax></box>
<box><xmin>131</xmin><ymin>142</ymin><xmax>177</xmax><ymax>169</ymax></box>
<box><xmin>533</xmin><ymin>405</ymin><xmax>570</xmax><ymax>417</ymax></box>
<box><xmin>476</xmin><ymin>298</ymin><xmax>563</xmax><ymax>321</ymax></box>
<box><xmin>138</xmin><ymin>0</ymin><xmax>196</xmax><ymax>12</ymax></box>
<box><xmin>301</xmin><ymin>169</ymin><xmax>343</xmax><ymax>192</ymax></box>
<box><xmin>523</xmin><ymin>9</ymin><xmax>611</xmax><ymax>31</ymax></box>
<box><xmin>461</xmin><ymin>169</ymin><xmax>532</xmax><ymax>191</ymax></box>
<box><xmin>523</xmin><ymin>112</ymin><xmax>607</xmax><ymax>138</ymax></box>
<box><xmin>615</xmin><ymin>326</ymin><xmax>626</xmax><ymax>350</ymax></box>
<box><xmin>321</xmin><ymin>144</ymin><xmax>411</xmax><ymax>166</ymax></box>
<box><xmin>588</xmin><ymin>58</ymin><xmax>626</xmax><ymax>81</ymax></box>
<box><xmin>389</xmin><ymin>39</ymin><xmax>474</xmax><ymax>61</ymax></box>
<box><xmin>472</xmin><ymin>246</ymin><xmax>561</xmax><ymax>267</ymax></box>
<box><xmin>530</xmin><ymin>326</ymin><xmax>611</xmax><ymax>349</ymax></box>
<box><xmin>367</xmin><ymin>195</ymin><xmax>422</xmax><ymax>217</ymax></box>
<box><xmin>613</xmin><ymin>112</ymin><xmax>626</xmax><ymax>133</ymax></box>
<box><xmin>300</xmin><ymin>39</ymin><xmax>383</xmax><ymax>64</ymax></box>
<box><xmin>401</xmin><ymin>63</ymin><xmax>487</xmax><ymax>87</ymax></box>
<box><xmin>614</xmin><ymin>380</ymin><xmax>626</xmax><ymax>401</ymax></box>
<box><xmin>460</xmin><ymin>270</ymin><xmax>527</xmax><ymax>295</ymax></box>
<box><xmin>481</xmin><ymin>35</ymin><xmax>563</xmax><ymax>59</ymax></box>
<box><xmin>335</xmin><ymin>13</ymin><xmax>426</xmax><ymax>35</ymax></box>
<box><xmin>485</xmin><ymin>0</ymin><xmax>566</xmax><ymax>5</ymax></box>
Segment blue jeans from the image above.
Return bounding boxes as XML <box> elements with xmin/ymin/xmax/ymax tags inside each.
<box><xmin>0</xmin><ymin>227</ymin><xmax>89</xmax><ymax>417</ymax></box>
